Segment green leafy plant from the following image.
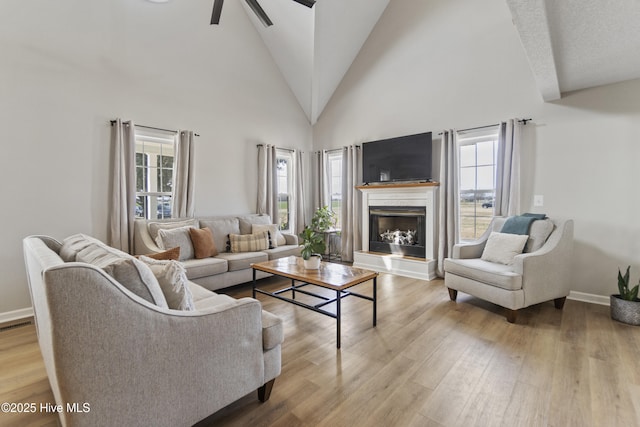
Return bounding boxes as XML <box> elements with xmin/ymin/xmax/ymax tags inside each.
<box><xmin>617</xmin><ymin>266</ymin><xmax>640</xmax><ymax>301</ymax></box>
<box><xmin>299</xmin><ymin>226</ymin><xmax>326</xmax><ymax>260</ymax></box>
<box><xmin>310</xmin><ymin>206</ymin><xmax>337</xmax><ymax>233</ymax></box>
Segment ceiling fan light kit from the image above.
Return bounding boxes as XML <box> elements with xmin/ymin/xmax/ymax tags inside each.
<box><xmin>210</xmin><ymin>0</ymin><xmax>315</xmax><ymax>27</ymax></box>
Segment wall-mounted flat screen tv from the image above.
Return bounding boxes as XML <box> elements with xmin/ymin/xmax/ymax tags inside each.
<box><xmin>362</xmin><ymin>132</ymin><xmax>433</xmax><ymax>184</ymax></box>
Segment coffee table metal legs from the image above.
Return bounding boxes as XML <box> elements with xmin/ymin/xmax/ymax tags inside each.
<box><xmin>336</xmin><ymin>289</ymin><xmax>341</xmax><ymax>348</ymax></box>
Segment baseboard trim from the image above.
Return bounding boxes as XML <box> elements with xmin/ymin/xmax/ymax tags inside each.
<box><xmin>568</xmin><ymin>291</ymin><xmax>610</xmax><ymax>306</ymax></box>
<box><xmin>0</xmin><ymin>307</ymin><xmax>34</xmax><ymax>324</ymax></box>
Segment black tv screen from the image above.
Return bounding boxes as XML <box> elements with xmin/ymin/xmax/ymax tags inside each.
<box><xmin>362</xmin><ymin>132</ymin><xmax>433</xmax><ymax>184</ymax></box>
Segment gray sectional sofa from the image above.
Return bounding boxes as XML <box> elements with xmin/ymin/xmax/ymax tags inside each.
<box><xmin>134</xmin><ymin>214</ymin><xmax>301</xmax><ymax>291</ymax></box>
<box><xmin>23</xmin><ymin>233</ymin><xmax>284</xmax><ymax>427</ymax></box>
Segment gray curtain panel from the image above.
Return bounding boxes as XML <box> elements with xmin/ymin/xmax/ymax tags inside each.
<box><xmin>257</xmin><ymin>144</ymin><xmax>278</xmax><ymax>222</ymax></box>
<box><xmin>294</xmin><ymin>150</ymin><xmax>306</xmax><ymax>234</ymax></box>
<box><xmin>173</xmin><ymin>130</ymin><xmax>196</xmax><ymax>218</ymax></box>
<box><xmin>495</xmin><ymin>119</ymin><xmax>522</xmax><ymax>217</ymax></box>
<box><xmin>340</xmin><ymin>145</ymin><xmax>362</xmax><ymax>262</ymax></box>
<box><xmin>437</xmin><ymin>129</ymin><xmax>460</xmax><ymax>277</ymax></box>
<box><xmin>108</xmin><ymin>119</ymin><xmax>136</xmax><ymax>253</ymax></box>
<box><xmin>311</xmin><ymin>150</ymin><xmax>328</xmax><ymax>211</ymax></box>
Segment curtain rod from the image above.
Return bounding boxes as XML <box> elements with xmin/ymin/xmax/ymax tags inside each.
<box><xmin>110</xmin><ymin>120</ymin><xmax>200</xmax><ymax>137</ymax></box>
<box><xmin>256</xmin><ymin>144</ymin><xmax>295</xmax><ymax>153</ymax></box>
<box><xmin>438</xmin><ymin>118</ymin><xmax>532</xmax><ymax>135</ymax></box>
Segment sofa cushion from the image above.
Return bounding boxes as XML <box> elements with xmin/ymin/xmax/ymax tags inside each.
<box><xmin>182</xmin><ymin>257</ymin><xmax>228</xmax><ymax>280</ymax></box>
<box><xmin>261</xmin><ymin>310</ymin><xmax>283</xmax><ymax>351</ymax></box>
<box><xmin>216</xmin><ymin>252</ymin><xmax>268</xmax><ymax>272</ymax></box>
<box><xmin>444</xmin><ymin>258</ymin><xmax>523</xmax><ymax>291</ymax></box>
<box><xmin>229</xmin><ymin>231</ymin><xmax>270</xmax><ymax>253</ymax></box>
<box><xmin>252</xmin><ymin>224</ymin><xmax>286</xmax><ymax>247</ymax></box>
<box><xmin>157</xmin><ymin>226</ymin><xmax>195</xmax><ymax>261</ymax></box>
<box><xmin>147</xmin><ymin>218</ymin><xmax>199</xmax><ymax>241</ymax></box>
<box><xmin>102</xmin><ymin>258</ymin><xmax>169</xmax><ymax>307</ymax></box>
<box><xmin>524</xmin><ymin>219</ymin><xmax>555</xmax><ymax>253</ymax></box>
<box><xmin>188</xmin><ymin>227</ymin><xmax>219</xmax><ymax>258</ymax></box>
<box><xmin>139</xmin><ymin>256</ymin><xmax>195</xmax><ymax>311</ymax></box>
<box><xmin>238</xmin><ymin>214</ymin><xmax>272</xmax><ymax>235</ymax></box>
<box><xmin>189</xmin><ymin>285</ymin><xmax>240</xmax><ymax>311</ymax></box>
<box><xmin>481</xmin><ymin>232</ymin><xmax>528</xmax><ymax>265</ymax></box>
<box><xmin>199</xmin><ymin>217</ymin><xmax>240</xmax><ymax>254</ymax></box>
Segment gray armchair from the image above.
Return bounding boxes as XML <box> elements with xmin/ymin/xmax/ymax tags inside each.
<box><xmin>444</xmin><ymin>217</ymin><xmax>574</xmax><ymax>323</ymax></box>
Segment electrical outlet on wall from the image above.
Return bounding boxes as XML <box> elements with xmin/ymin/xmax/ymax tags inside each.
<box><xmin>534</xmin><ymin>195</ymin><xmax>544</xmax><ymax>207</ymax></box>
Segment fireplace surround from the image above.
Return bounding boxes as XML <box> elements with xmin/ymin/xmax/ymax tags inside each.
<box><xmin>354</xmin><ymin>182</ymin><xmax>438</xmax><ymax>281</ymax></box>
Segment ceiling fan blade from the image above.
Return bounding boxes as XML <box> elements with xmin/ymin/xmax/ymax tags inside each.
<box><xmin>292</xmin><ymin>0</ymin><xmax>315</xmax><ymax>7</ymax></box>
<box><xmin>211</xmin><ymin>0</ymin><xmax>224</xmax><ymax>25</ymax></box>
<box><xmin>245</xmin><ymin>0</ymin><xmax>273</xmax><ymax>27</ymax></box>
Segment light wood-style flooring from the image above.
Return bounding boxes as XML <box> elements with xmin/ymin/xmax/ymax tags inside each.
<box><xmin>2</xmin><ymin>274</ymin><xmax>640</xmax><ymax>426</ymax></box>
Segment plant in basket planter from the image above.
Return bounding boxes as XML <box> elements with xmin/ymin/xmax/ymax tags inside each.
<box><xmin>299</xmin><ymin>226</ymin><xmax>325</xmax><ymax>269</ymax></box>
<box><xmin>610</xmin><ymin>266</ymin><xmax>640</xmax><ymax>326</ymax></box>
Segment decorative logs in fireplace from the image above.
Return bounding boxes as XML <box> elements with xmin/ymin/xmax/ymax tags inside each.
<box><xmin>369</xmin><ymin>206</ymin><xmax>426</xmax><ymax>258</ymax></box>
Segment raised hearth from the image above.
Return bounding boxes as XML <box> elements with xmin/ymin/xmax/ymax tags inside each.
<box><xmin>354</xmin><ymin>182</ymin><xmax>438</xmax><ymax>281</ymax></box>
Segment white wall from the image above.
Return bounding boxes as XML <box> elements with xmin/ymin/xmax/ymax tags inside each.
<box><xmin>0</xmin><ymin>0</ymin><xmax>311</xmax><ymax>316</ymax></box>
<box><xmin>313</xmin><ymin>0</ymin><xmax>640</xmax><ymax>298</ymax></box>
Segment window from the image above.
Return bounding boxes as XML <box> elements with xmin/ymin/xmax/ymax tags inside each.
<box><xmin>276</xmin><ymin>150</ymin><xmax>294</xmax><ymax>232</ymax></box>
<box><xmin>135</xmin><ymin>131</ymin><xmax>176</xmax><ymax>219</ymax></box>
<box><xmin>458</xmin><ymin>127</ymin><xmax>499</xmax><ymax>241</ymax></box>
<box><xmin>326</xmin><ymin>151</ymin><xmax>343</xmax><ymax>228</ymax></box>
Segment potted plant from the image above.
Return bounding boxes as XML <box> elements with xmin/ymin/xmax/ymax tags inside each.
<box><xmin>610</xmin><ymin>266</ymin><xmax>640</xmax><ymax>326</ymax></box>
<box><xmin>299</xmin><ymin>226</ymin><xmax>325</xmax><ymax>269</ymax></box>
<box><xmin>311</xmin><ymin>206</ymin><xmax>337</xmax><ymax>233</ymax></box>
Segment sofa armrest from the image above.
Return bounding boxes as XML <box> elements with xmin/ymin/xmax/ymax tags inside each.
<box><xmin>453</xmin><ymin>241</ymin><xmax>486</xmax><ymax>259</ymax></box>
<box><xmin>41</xmin><ymin>263</ymin><xmax>271</xmax><ymax>427</ymax></box>
<box><xmin>512</xmin><ymin>219</ymin><xmax>574</xmax><ymax>304</ymax></box>
<box><xmin>283</xmin><ymin>233</ymin><xmax>298</xmax><ymax>246</ymax></box>
<box><xmin>133</xmin><ymin>219</ymin><xmax>163</xmax><ymax>255</ymax></box>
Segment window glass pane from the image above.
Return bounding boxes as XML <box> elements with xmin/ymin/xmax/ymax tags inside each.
<box><xmin>276</xmin><ymin>153</ymin><xmax>292</xmax><ymax>231</ymax></box>
<box><xmin>476</xmin><ymin>141</ymin><xmax>495</xmax><ymax>165</ymax></box>
<box><xmin>277</xmin><ymin>194</ymin><xmax>289</xmax><ymax>230</ymax></box>
<box><xmin>459</xmin><ymin>144</ymin><xmax>476</xmax><ymax>167</ymax></box>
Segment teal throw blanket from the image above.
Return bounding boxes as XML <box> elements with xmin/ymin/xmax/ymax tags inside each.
<box><xmin>501</xmin><ymin>213</ymin><xmax>547</xmax><ymax>235</ymax></box>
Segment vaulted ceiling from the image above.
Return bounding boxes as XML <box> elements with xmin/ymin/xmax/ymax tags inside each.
<box><xmin>239</xmin><ymin>0</ymin><xmax>389</xmax><ymax>124</ymax></box>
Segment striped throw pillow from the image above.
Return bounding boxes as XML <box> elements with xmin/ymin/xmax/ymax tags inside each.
<box><xmin>229</xmin><ymin>231</ymin><xmax>270</xmax><ymax>253</ymax></box>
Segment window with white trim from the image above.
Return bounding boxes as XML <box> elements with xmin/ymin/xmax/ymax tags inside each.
<box><xmin>326</xmin><ymin>151</ymin><xmax>343</xmax><ymax>228</ymax></box>
<box><xmin>458</xmin><ymin>126</ymin><xmax>500</xmax><ymax>241</ymax></box>
<box><xmin>276</xmin><ymin>150</ymin><xmax>294</xmax><ymax>233</ymax></box>
<box><xmin>135</xmin><ymin>130</ymin><xmax>177</xmax><ymax>219</ymax></box>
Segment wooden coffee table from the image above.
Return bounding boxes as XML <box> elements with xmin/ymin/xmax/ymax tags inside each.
<box><xmin>251</xmin><ymin>258</ymin><xmax>378</xmax><ymax>349</ymax></box>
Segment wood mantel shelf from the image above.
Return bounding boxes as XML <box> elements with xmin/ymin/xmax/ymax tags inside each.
<box><xmin>356</xmin><ymin>182</ymin><xmax>440</xmax><ymax>190</ymax></box>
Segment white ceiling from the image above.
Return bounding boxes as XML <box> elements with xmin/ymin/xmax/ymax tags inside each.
<box><xmin>241</xmin><ymin>0</ymin><xmax>389</xmax><ymax>124</ymax></box>
<box><xmin>507</xmin><ymin>0</ymin><xmax>640</xmax><ymax>101</ymax></box>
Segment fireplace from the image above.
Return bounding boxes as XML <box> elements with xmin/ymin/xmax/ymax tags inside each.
<box><xmin>369</xmin><ymin>206</ymin><xmax>426</xmax><ymax>258</ymax></box>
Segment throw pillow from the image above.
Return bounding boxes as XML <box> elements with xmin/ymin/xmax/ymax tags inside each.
<box><xmin>481</xmin><ymin>232</ymin><xmax>529</xmax><ymax>265</ymax></box>
<box><xmin>157</xmin><ymin>226</ymin><xmax>195</xmax><ymax>261</ymax></box>
<box><xmin>139</xmin><ymin>256</ymin><xmax>195</xmax><ymax>311</ymax></box>
<box><xmin>147</xmin><ymin>219</ymin><xmax>199</xmax><ymax>242</ymax></box>
<box><xmin>102</xmin><ymin>258</ymin><xmax>169</xmax><ymax>308</ymax></box>
<box><xmin>188</xmin><ymin>227</ymin><xmax>219</xmax><ymax>259</ymax></box>
<box><xmin>238</xmin><ymin>214</ymin><xmax>272</xmax><ymax>235</ymax></box>
<box><xmin>137</xmin><ymin>247</ymin><xmax>181</xmax><ymax>261</ymax></box>
<box><xmin>199</xmin><ymin>218</ymin><xmax>240</xmax><ymax>254</ymax></box>
<box><xmin>251</xmin><ymin>224</ymin><xmax>282</xmax><ymax>248</ymax></box>
<box><xmin>229</xmin><ymin>231</ymin><xmax>270</xmax><ymax>253</ymax></box>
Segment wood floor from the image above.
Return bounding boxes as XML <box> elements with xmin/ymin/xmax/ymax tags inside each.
<box><xmin>2</xmin><ymin>274</ymin><xmax>640</xmax><ymax>426</ymax></box>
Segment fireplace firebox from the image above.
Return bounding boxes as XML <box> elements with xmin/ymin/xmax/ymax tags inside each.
<box><xmin>369</xmin><ymin>206</ymin><xmax>426</xmax><ymax>258</ymax></box>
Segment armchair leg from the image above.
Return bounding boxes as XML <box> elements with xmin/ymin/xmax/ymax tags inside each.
<box><xmin>505</xmin><ymin>309</ymin><xmax>517</xmax><ymax>323</ymax></box>
<box><xmin>258</xmin><ymin>379</ymin><xmax>275</xmax><ymax>402</ymax></box>
<box><xmin>447</xmin><ymin>288</ymin><xmax>458</xmax><ymax>301</ymax></box>
<box><xmin>554</xmin><ymin>297</ymin><xmax>567</xmax><ymax>310</ymax></box>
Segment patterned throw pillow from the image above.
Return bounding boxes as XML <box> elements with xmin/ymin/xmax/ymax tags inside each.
<box><xmin>251</xmin><ymin>224</ymin><xmax>282</xmax><ymax>248</ymax></box>
<box><xmin>228</xmin><ymin>231</ymin><xmax>270</xmax><ymax>253</ymax></box>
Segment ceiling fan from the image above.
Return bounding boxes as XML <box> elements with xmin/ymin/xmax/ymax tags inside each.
<box><xmin>211</xmin><ymin>0</ymin><xmax>316</xmax><ymax>27</ymax></box>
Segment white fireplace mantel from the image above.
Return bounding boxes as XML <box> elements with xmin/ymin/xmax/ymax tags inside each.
<box><xmin>353</xmin><ymin>182</ymin><xmax>439</xmax><ymax>281</ymax></box>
